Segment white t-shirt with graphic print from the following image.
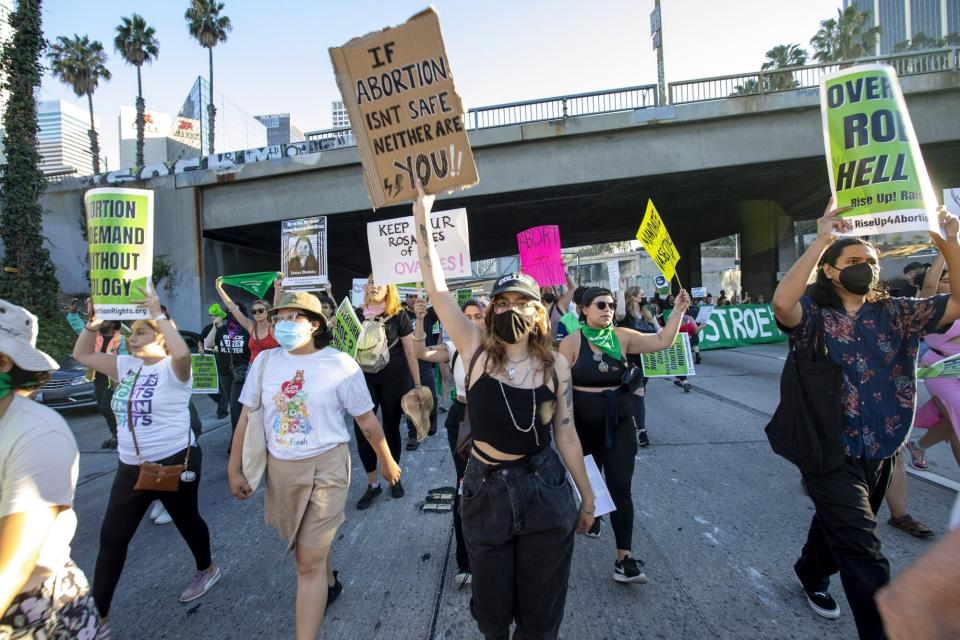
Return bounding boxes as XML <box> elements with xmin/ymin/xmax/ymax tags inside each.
<box><xmin>112</xmin><ymin>355</ymin><xmax>195</xmax><ymax>465</ymax></box>
<box><xmin>239</xmin><ymin>347</ymin><xmax>374</xmax><ymax>460</ymax></box>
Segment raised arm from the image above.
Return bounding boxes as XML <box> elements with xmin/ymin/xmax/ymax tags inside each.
<box><xmin>615</xmin><ymin>278</ymin><xmax>627</xmax><ymax>321</ymax></box>
<box><xmin>772</xmin><ymin>199</ymin><xmax>850</xmax><ymax>329</ymax></box>
<box><xmin>139</xmin><ymin>286</ymin><xmax>192</xmax><ymax>382</ymax></box>
<box><xmin>557</xmin><ymin>271</ymin><xmax>576</xmax><ymax>311</ymax></box>
<box><xmin>623</xmin><ymin>290</ymin><xmax>691</xmax><ymax>353</ymax></box>
<box><xmin>413</xmin><ymin>299</ymin><xmax>451</xmax><ymax>364</ymax></box>
<box><xmin>72</xmin><ymin>301</ymin><xmax>119</xmax><ymax>380</ymax></box>
<box><xmin>551</xmin><ymin>353</ymin><xmax>595</xmax><ymax>535</ymax></box>
<box><xmin>932</xmin><ymin>207</ymin><xmax>960</xmax><ymax>326</ymax></box>
<box><xmin>413</xmin><ymin>183</ymin><xmax>482</xmax><ymax>358</ymax></box>
<box><xmin>919</xmin><ymin>253</ymin><xmax>945</xmax><ymax>298</ymax></box>
<box><xmin>215</xmin><ymin>277</ymin><xmax>254</xmax><ymax>333</ymax></box>
<box><xmin>272</xmin><ymin>272</ymin><xmax>283</xmax><ymax>308</ymax></box>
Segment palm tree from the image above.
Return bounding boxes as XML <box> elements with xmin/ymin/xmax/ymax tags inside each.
<box><xmin>114</xmin><ymin>14</ymin><xmax>159</xmax><ymax>167</ymax></box>
<box><xmin>47</xmin><ymin>35</ymin><xmax>111</xmax><ymax>175</ymax></box>
<box><xmin>761</xmin><ymin>44</ymin><xmax>808</xmax><ymax>92</ymax></box>
<box><xmin>185</xmin><ymin>0</ymin><xmax>232</xmax><ymax>155</ymax></box>
<box><xmin>810</xmin><ymin>6</ymin><xmax>881</xmax><ymax>64</ymax></box>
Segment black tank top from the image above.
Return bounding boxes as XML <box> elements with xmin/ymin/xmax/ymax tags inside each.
<box><xmin>466</xmin><ymin>373</ymin><xmax>555</xmax><ymax>456</ymax></box>
<box><xmin>571</xmin><ymin>331</ymin><xmax>623</xmax><ymax>388</ymax></box>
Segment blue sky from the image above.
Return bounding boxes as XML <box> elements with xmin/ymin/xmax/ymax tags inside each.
<box><xmin>39</xmin><ymin>0</ymin><xmax>841</xmax><ymax>169</ymax></box>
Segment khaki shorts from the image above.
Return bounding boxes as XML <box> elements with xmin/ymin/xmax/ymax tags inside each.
<box><xmin>264</xmin><ymin>443</ymin><xmax>350</xmax><ymax>552</ymax></box>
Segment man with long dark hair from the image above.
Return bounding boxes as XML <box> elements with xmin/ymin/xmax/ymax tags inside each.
<box><xmin>772</xmin><ymin>200</ymin><xmax>960</xmax><ymax>639</ymax></box>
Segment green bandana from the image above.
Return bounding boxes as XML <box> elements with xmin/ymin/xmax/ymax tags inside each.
<box><xmin>579</xmin><ymin>323</ymin><xmax>623</xmax><ymax>361</ymax></box>
<box><xmin>559</xmin><ymin>311</ymin><xmax>581</xmax><ymax>336</ymax></box>
<box><xmin>0</xmin><ymin>371</ymin><xmax>11</xmax><ymax>400</ymax></box>
<box><xmin>219</xmin><ymin>272</ymin><xmax>278</xmax><ymax>299</ymax></box>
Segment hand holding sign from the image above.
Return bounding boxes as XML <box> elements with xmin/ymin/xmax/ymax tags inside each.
<box><xmin>932</xmin><ymin>205</ymin><xmax>960</xmax><ymax>248</ymax></box>
<box><xmin>673</xmin><ymin>289</ymin><xmax>691</xmax><ymax>315</ymax></box>
<box><xmin>816</xmin><ymin>197</ymin><xmax>853</xmax><ymax>243</ymax></box>
<box><xmin>135</xmin><ymin>283</ymin><xmax>162</xmax><ymax>320</ymax></box>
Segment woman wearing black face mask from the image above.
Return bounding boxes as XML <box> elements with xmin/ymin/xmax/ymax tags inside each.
<box><xmin>412</xmin><ymin>185</ymin><xmax>595</xmax><ymax>640</ymax></box>
<box><xmin>560</xmin><ymin>286</ymin><xmax>690</xmax><ymax>585</ymax></box>
<box><xmin>772</xmin><ymin>200</ymin><xmax>960</xmax><ymax>637</ymax></box>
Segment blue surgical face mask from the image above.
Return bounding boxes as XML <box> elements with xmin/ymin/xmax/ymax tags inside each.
<box><xmin>273</xmin><ymin>320</ymin><xmax>313</xmax><ymax>351</ymax></box>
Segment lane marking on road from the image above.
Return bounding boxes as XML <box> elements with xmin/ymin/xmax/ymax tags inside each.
<box><xmin>670</xmin><ymin>382</ymin><xmax>774</xmax><ymax>419</ymax></box>
<box><xmin>905</xmin><ymin>466</ymin><xmax>960</xmax><ymax>492</ymax></box>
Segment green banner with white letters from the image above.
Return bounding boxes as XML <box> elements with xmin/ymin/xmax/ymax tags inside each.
<box><xmin>666</xmin><ymin>304</ymin><xmax>787</xmax><ymax>350</ymax></box>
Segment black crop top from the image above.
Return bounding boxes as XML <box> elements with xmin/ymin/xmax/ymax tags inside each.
<box><xmin>466</xmin><ymin>373</ymin><xmax>555</xmax><ymax>456</ymax></box>
<box><xmin>570</xmin><ymin>331</ymin><xmax>624</xmax><ymax>388</ymax></box>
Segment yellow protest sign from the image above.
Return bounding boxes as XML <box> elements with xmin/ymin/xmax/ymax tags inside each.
<box><xmin>636</xmin><ymin>199</ymin><xmax>680</xmax><ymax>282</ymax></box>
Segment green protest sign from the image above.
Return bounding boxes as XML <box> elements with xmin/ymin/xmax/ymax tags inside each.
<box><xmin>456</xmin><ymin>288</ymin><xmax>473</xmax><ymax>306</ymax></box>
<box><xmin>820</xmin><ymin>64</ymin><xmax>938</xmax><ymax>236</ymax></box>
<box><xmin>219</xmin><ymin>272</ymin><xmax>278</xmax><ymax>299</ymax></box>
<box><xmin>331</xmin><ymin>297</ymin><xmax>362</xmax><ymax>358</ymax></box>
<box><xmin>84</xmin><ymin>187</ymin><xmax>154</xmax><ymax>320</ymax></box>
<box><xmin>641</xmin><ymin>333</ymin><xmax>693</xmax><ymax>377</ymax></box>
<box><xmin>666</xmin><ymin>304</ymin><xmax>787</xmax><ymax>350</ymax></box>
<box><xmin>191</xmin><ymin>354</ymin><xmax>219</xmax><ymax>394</ymax></box>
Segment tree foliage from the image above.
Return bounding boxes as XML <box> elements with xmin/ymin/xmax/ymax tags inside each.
<box><xmin>810</xmin><ymin>6</ymin><xmax>881</xmax><ymax>63</ymax></box>
<box><xmin>47</xmin><ymin>34</ymin><xmax>111</xmax><ymax>175</ymax></box>
<box><xmin>732</xmin><ymin>43</ymin><xmax>808</xmax><ymax>96</ymax></box>
<box><xmin>0</xmin><ymin>0</ymin><xmax>74</xmax><ymax>362</ymax></box>
<box><xmin>185</xmin><ymin>0</ymin><xmax>231</xmax><ymax>155</ymax></box>
<box><xmin>114</xmin><ymin>14</ymin><xmax>158</xmax><ymax>167</ymax></box>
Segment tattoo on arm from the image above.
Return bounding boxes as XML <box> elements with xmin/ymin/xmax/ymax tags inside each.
<box><xmin>418</xmin><ymin>223</ymin><xmax>434</xmax><ymax>267</ymax></box>
<box><xmin>563</xmin><ymin>374</ymin><xmax>574</xmax><ymax>412</ymax></box>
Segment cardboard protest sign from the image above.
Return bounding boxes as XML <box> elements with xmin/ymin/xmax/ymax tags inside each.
<box><xmin>636</xmin><ymin>199</ymin><xmax>681</xmax><ymax>282</ymax></box>
<box><xmin>695</xmin><ymin>305</ymin><xmax>715</xmax><ymax>324</ymax></box>
<box><xmin>820</xmin><ymin>65</ymin><xmax>938</xmax><ymax>236</ymax></box>
<box><xmin>367</xmin><ymin>208</ymin><xmax>471</xmax><ymax>286</ymax></box>
<box><xmin>191</xmin><ymin>354</ymin><xmax>219</xmax><ymax>394</ymax></box>
<box><xmin>641</xmin><ymin>333</ymin><xmax>694</xmax><ymax>377</ymax></box>
<box><xmin>691</xmin><ymin>286</ymin><xmax>707</xmax><ymax>299</ymax></box>
<box><xmin>518</xmin><ymin>225</ymin><xmax>565</xmax><ymax>287</ymax></box>
<box><xmin>331</xmin><ymin>297</ymin><xmax>363</xmax><ymax>358</ymax></box>
<box><xmin>220</xmin><ymin>272</ymin><xmax>277</xmax><ymax>299</ymax></box>
<box><xmin>653</xmin><ymin>274</ymin><xmax>670</xmax><ymax>296</ymax></box>
<box><xmin>281</xmin><ymin>217</ymin><xmax>328</xmax><ymax>290</ymax></box>
<box><xmin>607</xmin><ymin>260</ymin><xmax>621</xmax><ymax>292</ymax></box>
<box><xmin>84</xmin><ymin>188</ymin><xmax>154</xmax><ymax>320</ymax></box>
<box><xmin>329</xmin><ymin>8</ymin><xmax>478</xmax><ymax>208</ymax></box>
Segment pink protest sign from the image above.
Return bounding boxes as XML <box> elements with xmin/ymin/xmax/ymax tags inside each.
<box><xmin>517</xmin><ymin>225</ymin><xmax>565</xmax><ymax>287</ymax></box>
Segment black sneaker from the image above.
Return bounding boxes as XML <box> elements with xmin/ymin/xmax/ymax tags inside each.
<box><xmin>391</xmin><ymin>481</ymin><xmax>405</xmax><ymax>498</ymax></box>
<box><xmin>694</xmin><ymin>354</ymin><xmax>702</xmax><ymax>365</ymax></box>
<box><xmin>406</xmin><ymin>438</ymin><xmax>420</xmax><ymax>451</ymax></box>
<box><xmin>356</xmin><ymin>484</ymin><xmax>382</xmax><ymax>510</ymax></box>
<box><xmin>327</xmin><ymin>570</ymin><xmax>342</xmax><ymax>605</ymax></box>
<box><xmin>614</xmin><ymin>556</ymin><xmax>648</xmax><ymax>584</ymax></box>
<box><xmin>586</xmin><ymin>515</ymin><xmax>603</xmax><ymax>538</ymax></box>
<box><xmin>682</xmin><ymin>383</ymin><xmax>692</xmax><ymax>393</ymax></box>
<box><xmin>637</xmin><ymin>429</ymin><xmax>650</xmax><ymax>447</ymax></box>
<box><xmin>795</xmin><ymin>567</ymin><xmax>840</xmax><ymax>619</ymax></box>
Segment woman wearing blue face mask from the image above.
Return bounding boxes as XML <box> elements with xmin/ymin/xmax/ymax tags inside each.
<box><xmin>227</xmin><ymin>291</ymin><xmax>400</xmax><ymax>640</ymax></box>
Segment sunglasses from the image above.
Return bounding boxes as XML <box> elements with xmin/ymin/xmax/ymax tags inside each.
<box><xmin>592</xmin><ymin>301</ymin><xmax>616</xmax><ymax>311</ymax></box>
<box><xmin>252</xmin><ymin>308</ymin><xmax>267</xmax><ymax>315</ymax></box>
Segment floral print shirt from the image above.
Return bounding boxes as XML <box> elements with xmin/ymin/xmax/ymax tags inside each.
<box><xmin>787</xmin><ymin>294</ymin><xmax>949</xmax><ymax>459</ymax></box>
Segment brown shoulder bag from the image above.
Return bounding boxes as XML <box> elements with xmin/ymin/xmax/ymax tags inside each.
<box><xmin>126</xmin><ymin>367</ymin><xmax>192</xmax><ymax>492</ymax></box>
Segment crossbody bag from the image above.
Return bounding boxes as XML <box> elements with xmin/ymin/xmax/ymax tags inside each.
<box><xmin>127</xmin><ymin>366</ymin><xmax>194</xmax><ymax>492</ymax></box>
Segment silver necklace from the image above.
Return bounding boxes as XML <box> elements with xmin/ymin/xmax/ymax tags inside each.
<box><xmin>593</xmin><ymin>350</ymin><xmax>610</xmax><ymax>373</ymax></box>
<box><xmin>506</xmin><ymin>355</ymin><xmax>527</xmax><ymax>381</ymax></box>
<box><xmin>497</xmin><ymin>379</ymin><xmax>539</xmax><ymax>447</ymax></box>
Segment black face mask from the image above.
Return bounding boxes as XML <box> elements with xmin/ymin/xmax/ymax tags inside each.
<box><xmin>492</xmin><ymin>309</ymin><xmax>534</xmax><ymax>344</ymax></box>
<box><xmin>541</xmin><ymin>292</ymin><xmax>557</xmax><ymax>304</ymax></box>
<box><xmin>836</xmin><ymin>262</ymin><xmax>877</xmax><ymax>296</ymax></box>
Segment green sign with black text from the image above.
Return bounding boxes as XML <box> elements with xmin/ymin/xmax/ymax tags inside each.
<box><xmin>331</xmin><ymin>297</ymin><xmax>362</xmax><ymax>358</ymax></box>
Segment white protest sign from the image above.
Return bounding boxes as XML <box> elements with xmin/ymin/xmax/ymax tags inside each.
<box><xmin>607</xmin><ymin>260</ymin><xmax>621</xmax><ymax>292</ymax></box>
<box><xmin>569</xmin><ymin>455</ymin><xmax>616</xmax><ymax>518</ymax></box>
<box><xmin>351</xmin><ymin>278</ymin><xmax>367</xmax><ymax>307</ymax></box>
<box><xmin>691</xmin><ymin>286</ymin><xmax>707</xmax><ymax>299</ymax></box>
<box><xmin>367</xmin><ymin>208</ymin><xmax>470</xmax><ymax>286</ymax></box>
<box><xmin>695</xmin><ymin>305</ymin><xmax>714</xmax><ymax>324</ymax></box>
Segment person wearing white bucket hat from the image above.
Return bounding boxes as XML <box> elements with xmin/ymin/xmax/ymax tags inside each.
<box><xmin>0</xmin><ymin>299</ymin><xmax>103</xmax><ymax>638</ymax></box>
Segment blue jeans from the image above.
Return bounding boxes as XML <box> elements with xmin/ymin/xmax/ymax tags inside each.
<box><xmin>460</xmin><ymin>447</ymin><xmax>577</xmax><ymax>640</ymax></box>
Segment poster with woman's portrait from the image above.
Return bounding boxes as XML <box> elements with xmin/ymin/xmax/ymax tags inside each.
<box><xmin>281</xmin><ymin>216</ymin><xmax>328</xmax><ymax>290</ymax></box>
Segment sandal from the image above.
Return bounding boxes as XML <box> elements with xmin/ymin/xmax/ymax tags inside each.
<box><xmin>905</xmin><ymin>442</ymin><xmax>928</xmax><ymax>470</ymax></box>
<box><xmin>888</xmin><ymin>514</ymin><xmax>935</xmax><ymax>539</ymax></box>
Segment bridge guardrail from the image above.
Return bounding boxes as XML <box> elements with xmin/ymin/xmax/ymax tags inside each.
<box><xmin>667</xmin><ymin>47</ymin><xmax>959</xmax><ymax>105</ymax></box>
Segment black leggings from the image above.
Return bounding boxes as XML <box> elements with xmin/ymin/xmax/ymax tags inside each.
<box><xmin>227</xmin><ymin>365</ymin><xmax>248</xmax><ymax>435</ymax></box>
<box><xmin>354</xmin><ymin>376</ymin><xmax>409</xmax><ymax>474</ymax></box>
<box><xmin>92</xmin><ymin>447</ymin><xmax>211</xmax><ymax>617</ymax></box>
<box><xmin>573</xmin><ymin>389</ymin><xmax>638</xmax><ymax>551</ymax></box>
<box><xmin>445</xmin><ymin>401</ymin><xmax>469</xmax><ymax>572</ymax></box>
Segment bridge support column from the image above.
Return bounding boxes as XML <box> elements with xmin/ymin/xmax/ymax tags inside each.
<box><xmin>675</xmin><ymin>237</ymin><xmax>701</xmax><ymax>294</ymax></box>
<box><xmin>737</xmin><ymin>200</ymin><xmax>792</xmax><ymax>301</ymax></box>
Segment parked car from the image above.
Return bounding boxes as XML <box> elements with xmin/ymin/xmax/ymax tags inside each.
<box><xmin>39</xmin><ymin>329</ymin><xmax>204</xmax><ymax>412</ymax></box>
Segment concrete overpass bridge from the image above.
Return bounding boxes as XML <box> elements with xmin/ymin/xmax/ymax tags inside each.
<box><xmin>41</xmin><ymin>47</ymin><xmax>960</xmax><ymax>328</ymax></box>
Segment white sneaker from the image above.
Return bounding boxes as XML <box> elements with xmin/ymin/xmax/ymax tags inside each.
<box><xmin>454</xmin><ymin>571</ymin><xmax>472</xmax><ymax>589</ymax></box>
<box><xmin>153</xmin><ymin>504</ymin><xmax>173</xmax><ymax>525</ymax></box>
<box><xmin>148</xmin><ymin>501</ymin><xmax>164</xmax><ymax>520</ymax></box>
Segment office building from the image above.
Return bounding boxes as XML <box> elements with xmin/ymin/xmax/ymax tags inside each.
<box><xmin>177</xmin><ymin>76</ymin><xmax>268</xmax><ymax>156</ymax></box>
<box><xmin>844</xmin><ymin>0</ymin><xmax>960</xmax><ymax>54</ymax></box>
<box><xmin>332</xmin><ymin>100</ymin><xmax>350</xmax><ymax>128</ymax></box>
<box><xmin>254</xmin><ymin>113</ymin><xmax>304</xmax><ymax>146</ymax></box>
<box><xmin>118</xmin><ymin>105</ymin><xmax>198</xmax><ymax>168</ymax></box>
<box><xmin>36</xmin><ymin>99</ymin><xmax>100</xmax><ymax>177</ymax></box>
